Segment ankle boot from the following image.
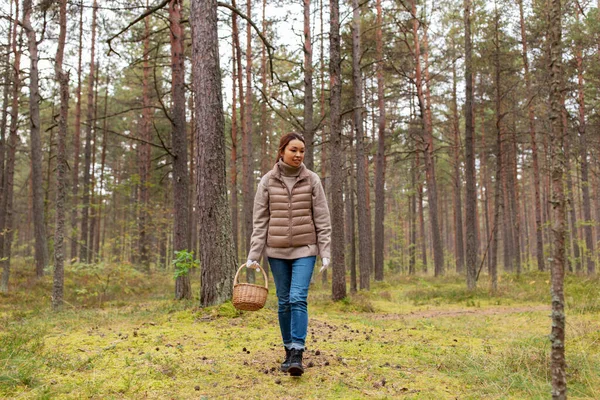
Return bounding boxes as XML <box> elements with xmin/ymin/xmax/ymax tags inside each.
<box><xmin>287</xmin><ymin>349</ymin><xmax>304</xmax><ymax>376</ymax></box>
<box><xmin>280</xmin><ymin>348</ymin><xmax>292</xmax><ymax>372</ymax></box>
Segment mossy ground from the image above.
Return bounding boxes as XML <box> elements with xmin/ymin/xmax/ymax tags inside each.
<box><xmin>1</xmin><ymin>264</ymin><xmax>599</xmax><ymax>399</ymax></box>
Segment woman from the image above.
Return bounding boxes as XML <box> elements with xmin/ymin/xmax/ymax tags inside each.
<box><xmin>246</xmin><ymin>132</ymin><xmax>331</xmax><ymax>377</ymax></box>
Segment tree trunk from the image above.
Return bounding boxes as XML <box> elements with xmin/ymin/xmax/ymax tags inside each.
<box><xmin>80</xmin><ymin>0</ymin><xmax>98</xmax><ymax>263</ymax></box>
<box><xmin>373</xmin><ymin>0</ymin><xmax>385</xmax><ymax>282</ymax></box>
<box><xmin>548</xmin><ymin>0</ymin><xmax>567</xmax><ymax>397</ymax></box>
<box><xmin>575</xmin><ymin>9</ymin><xmax>595</xmax><ymax>275</ymax></box>
<box><xmin>303</xmin><ymin>0</ymin><xmax>314</xmax><ymax>170</ymax></box>
<box><xmin>352</xmin><ymin>0</ymin><xmax>372</xmax><ymax>289</ymax></box>
<box><xmin>138</xmin><ymin>13</ymin><xmax>152</xmax><ymax>270</ymax></box>
<box><xmin>329</xmin><ymin>0</ymin><xmax>346</xmax><ymax>300</ymax></box>
<box><xmin>191</xmin><ymin>0</ymin><xmax>237</xmax><ymax>306</ymax></box>
<box><xmin>0</xmin><ymin>1</ymin><xmax>21</xmax><ymax>292</ymax></box>
<box><xmin>23</xmin><ymin>0</ymin><xmax>49</xmax><ymax>276</ymax></box>
<box><xmin>409</xmin><ymin>155</ymin><xmax>417</xmax><ymax>275</ymax></box>
<box><xmin>231</xmin><ymin>0</ymin><xmax>243</xmax><ymax>259</ymax></box>
<box><xmin>346</xmin><ymin>124</ymin><xmax>357</xmax><ymax>292</ymax></box>
<box><xmin>464</xmin><ymin>0</ymin><xmax>477</xmax><ymax>289</ymax></box>
<box><xmin>53</xmin><ymin>0</ymin><xmax>69</xmax><ymax>310</ymax></box>
<box><xmin>243</xmin><ymin>0</ymin><xmax>255</xmax><ymax>282</ymax></box>
<box><xmin>170</xmin><ymin>0</ymin><xmax>191</xmax><ymax>299</ymax></box>
<box><xmin>96</xmin><ymin>65</ymin><xmax>110</xmax><ymax>262</ymax></box>
<box><xmin>260</xmin><ymin>0</ymin><xmax>269</xmax><ymax>179</ymax></box>
<box><xmin>411</xmin><ymin>0</ymin><xmax>442</xmax><ymax>276</ymax></box>
<box><xmin>70</xmin><ymin>0</ymin><xmax>84</xmax><ymax>262</ymax></box>
<box><xmin>451</xmin><ymin>52</ymin><xmax>465</xmax><ymax>276</ymax></box>
<box><xmin>564</xmin><ymin>104</ymin><xmax>581</xmax><ymax>273</ymax></box>
<box><xmin>518</xmin><ymin>0</ymin><xmax>545</xmax><ymax>272</ymax></box>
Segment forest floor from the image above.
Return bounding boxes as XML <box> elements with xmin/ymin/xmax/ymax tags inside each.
<box><xmin>1</xmin><ymin>261</ymin><xmax>599</xmax><ymax>399</ymax></box>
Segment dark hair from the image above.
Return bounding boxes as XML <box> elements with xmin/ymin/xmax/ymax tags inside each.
<box><xmin>276</xmin><ymin>132</ymin><xmax>306</xmax><ymax>164</ymax></box>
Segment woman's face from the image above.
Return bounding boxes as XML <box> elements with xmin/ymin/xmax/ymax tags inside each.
<box><xmin>281</xmin><ymin>139</ymin><xmax>305</xmax><ymax>167</ymax></box>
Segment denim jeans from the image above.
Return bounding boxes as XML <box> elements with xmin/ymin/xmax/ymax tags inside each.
<box><xmin>268</xmin><ymin>256</ymin><xmax>316</xmax><ymax>350</ymax></box>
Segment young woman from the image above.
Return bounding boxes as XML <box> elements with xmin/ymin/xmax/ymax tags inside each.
<box><xmin>246</xmin><ymin>132</ymin><xmax>331</xmax><ymax>377</ymax></box>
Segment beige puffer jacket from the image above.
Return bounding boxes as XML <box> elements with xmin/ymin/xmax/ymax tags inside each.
<box><xmin>248</xmin><ymin>162</ymin><xmax>331</xmax><ymax>261</ymax></box>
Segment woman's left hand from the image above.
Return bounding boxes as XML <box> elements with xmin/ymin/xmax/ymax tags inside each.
<box><xmin>319</xmin><ymin>258</ymin><xmax>330</xmax><ymax>273</ymax></box>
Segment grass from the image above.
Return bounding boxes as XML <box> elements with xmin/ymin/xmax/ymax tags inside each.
<box><xmin>0</xmin><ymin>263</ymin><xmax>599</xmax><ymax>399</ymax></box>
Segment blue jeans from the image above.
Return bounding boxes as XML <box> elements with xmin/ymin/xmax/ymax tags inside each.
<box><xmin>268</xmin><ymin>256</ymin><xmax>316</xmax><ymax>350</ymax></box>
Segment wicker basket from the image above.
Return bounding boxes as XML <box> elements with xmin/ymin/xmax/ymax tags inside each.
<box><xmin>232</xmin><ymin>263</ymin><xmax>269</xmax><ymax>311</ymax></box>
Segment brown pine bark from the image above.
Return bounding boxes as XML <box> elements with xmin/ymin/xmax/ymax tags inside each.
<box><xmin>96</xmin><ymin>65</ymin><xmax>110</xmax><ymax>261</ymax></box>
<box><xmin>548</xmin><ymin>0</ymin><xmax>567</xmax><ymax>397</ymax></box>
<box><xmin>70</xmin><ymin>0</ymin><xmax>84</xmax><ymax>262</ymax></box>
<box><xmin>80</xmin><ymin>0</ymin><xmax>98</xmax><ymax>263</ymax></box>
<box><xmin>409</xmin><ymin>155</ymin><xmax>417</xmax><ymax>275</ymax></box>
<box><xmin>576</xmin><ymin>9</ymin><xmax>595</xmax><ymax>275</ymax></box>
<box><xmin>330</xmin><ymin>0</ymin><xmax>346</xmax><ymax>300</ymax></box>
<box><xmin>518</xmin><ymin>0</ymin><xmax>545</xmax><ymax>272</ymax></box>
<box><xmin>138</xmin><ymin>13</ymin><xmax>152</xmax><ymax>270</ymax></box>
<box><xmin>412</xmin><ymin>0</ymin><xmax>443</xmax><ymax>276</ymax></box>
<box><xmin>564</xmin><ymin>102</ymin><xmax>581</xmax><ymax>273</ymax></box>
<box><xmin>0</xmin><ymin>0</ymin><xmax>13</xmax><ymax>229</ymax></box>
<box><xmin>232</xmin><ymin>0</ymin><xmax>244</xmax><ymax>259</ymax></box>
<box><xmin>320</xmin><ymin>0</ymin><xmax>327</xmax><ymax>286</ymax></box>
<box><xmin>373</xmin><ymin>0</ymin><xmax>385</xmax><ymax>282</ymax></box>
<box><xmin>0</xmin><ymin>1</ymin><xmax>21</xmax><ymax>292</ymax></box>
<box><xmin>170</xmin><ymin>0</ymin><xmax>192</xmax><ymax>299</ymax></box>
<box><xmin>243</xmin><ymin>0</ymin><xmax>255</xmax><ymax>282</ymax></box>
<box><xmin>464</xmin><ymin>0</ymin><xmax>477</xmax><ymax>289</ymax></box>
<box><xmin>352</xmin><ymin>0</ymin><xmax>373</xmax><ymax>289</ymax></box>
<box><xmin>231</xmin><ymin>22</ymin><xmax>239</xmax><ymax>258</ymax></box>
<box><xmin>191</xmin><ymin>0</ymin><xmax>237</xmax><ymax>306</ymax></box>
<box><xmin>303</xmin><ymin>0</ymin><xmax>314</xmax><ymax>170</ymax></box>
<box><xmin>260</xmin><ymin>0</ymin><xmax>269</xmax><ymax>177</ymax></box>
<box><xmin>23</xmin><ymin>0</ymin><xmax>49</xmax><ymax>276</ymax></box>
<box><xmin>451</xmin><ymin>51</ymin><xmax>465</xmax><ymax>276</ymax></box>
<box><xmin>53</xmin><ymin>0</ymin><xmax>69</xmax><ymax>310</ymax></box>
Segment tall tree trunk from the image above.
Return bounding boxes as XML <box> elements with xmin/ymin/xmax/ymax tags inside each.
<box><xmin>412</xmin><ymin>0</ymin><xmax>443</xmax><ymax>276</ymax></box>
<box><xmin>23</xmin><ymin>0</ymin><xmax>49</xmax><ymax>276</ymax></box>
<box><xmin>352</xmin><ymin>0</ymin><xmax>373</xmax><ymax>289</ymax></box>
<box><xmin>464</xmin><ymin>0</ymin><xmax>477</xmax><ymax>289</ymax></box>
<box><xmin>71</xmin><ymin>0</ymin><xmax>84</xmax><ymax>262</ymax></box>
<box><xmin>0</xmin><ymin>0</ymin><xmax>13</xmax><ymax>233</ymax></box>
<box><xmin>96</xmin><ymin>65</ymin><xmax>110</xmax><ymax>262</ymax></box>
<box><xmin>89</xmin><ymin>60</ymin><xmax>100</xmax><ymax>261</ymax></box>
<box><xmin>231</xmin><ymin>21</ymin><xmax>239</xmax><ymax>259</ymax></box>
<box><xmin>170</xmin><ymin>0</ymin><xmax>191</xmax><ymax>299</ymax></box>
<box><xmin>0</xmin><ymin>1</ymin><xmax>21</xmax><ymax>293</ymax></box>
<box><xmin>232</xmin><ymin>0</ymin><xmax>244</xmax><ymax>259</ymax></box>
<box><xmin>191</xmin><ymin>0</ymin><xmax>237</xmax><ymax>306</ymax></box>
<box><xmin>80</xmin><ymin>0</ymin><xmax>98</xmax><ymax>263</ymax></box>
<box><xmin>260</xmin><ymin>0</ymin><xmax>269</xmax><ymax>178</ymax></box>
<box><xmin>373</xmin><ymin>0</ymin><xmax>385</xmax><ymax>282</ymax></box>
<box><xmin>330</xmin><ymin>0</ymin><xmax>346</xmax><ymax>300</ymax></box>
<box><xmin>451</xmin><ymin>52</ymin><xmax>465</xmax><ymax>276</ymax></box>
<box><xmin>518</xmin><ymin>0</ymin><xmax>545</xmax><ymax>272</ymax></box>
<box><xmin>409</xmin><ymin>155</ymin><xmax>417</xmax><ymax>275</ymax></box>
<box><xmin>138</xmin><ymin>13</ymin><xmax>152</xmax><ymax>270</ymax></box>
<box><xmin>548</xmin><ymin>0</ymin><xmax>567</xmax><ymax>397</ymax></box>
<box><xmin>53</xmin><ymin>0</ymin><xmax>69</xmax><ymax>310</ymax></box>
<box><xmin>564</xmin><ymin>103</ymin><xmax>581</xmax><ymax>273</ymax></box>
<box><xmin>320</xmin><ymin>0</ymin><xmax>328</xmax><ymax>285</ymax></box>
<box><xmin>303</xmin><ymin>0</ymin><xmax>314</xmax><ymax>170</ymax></box>
<box><xmin>243</xmin><ymin>0</ymin><xmax>255</xmax><ymax>282</ymax></box>
<box><xmin>575</xmin><ymin>9</ymin><xmax>595</xmax><ymax>275</ymax></box>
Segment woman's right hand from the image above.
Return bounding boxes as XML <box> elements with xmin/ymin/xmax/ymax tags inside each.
<box><xmin>246</xmin><ymin>260</ymin><xmax>260</xmax><ymax>271</ymax></box>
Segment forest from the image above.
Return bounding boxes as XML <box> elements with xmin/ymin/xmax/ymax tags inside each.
<box><xmin>0</xmin><ymin>0</ymin><xmax>599</xmax><ymax>398</ymax></box>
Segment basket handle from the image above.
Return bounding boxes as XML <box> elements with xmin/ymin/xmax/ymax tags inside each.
<box><xmin>234</xmin><ymin>263</ymin><xmax>269</xmax><ymax>290</ymax></box>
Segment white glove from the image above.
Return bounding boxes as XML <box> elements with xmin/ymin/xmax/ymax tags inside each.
<box><xmin>319</xmin><ymin>258</ymin><xmax>330</xmax><ymax>273</ymax></box>
<box><xmin>246</xmin><ymin>260</ymin><xmax>261</xmax><ymax>271</ymax></box>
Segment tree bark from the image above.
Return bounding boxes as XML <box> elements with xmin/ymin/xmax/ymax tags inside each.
<box><xmin>70</xmin><ymin>0</ymin><xmax>84</xmax><ymax>262</ymax></box>
<box><xmin>409</xmin><ymin>155</ymin><xmax>417</xmax><ymax>275</ymax></box>
<box><xmin>53</xmin><ymin>0</ymin><xmax>69</xmax><ymax>310</ymax></box>
<box><xmin>303</xmin><ymin>0</ymin><xmax>314</xmax><ymax>170</ymax></box>
<box><xmin>138</xmin><ymin>12</ymin><xmax>152</xmax><ymax>270</ymax></box>
<box><xmin>80</xmin><ymin>0</ymin><xmax>98</xmax><ymax>263</ymax></box>
<box><xmin>243</xmin><ymin>0</ymin><xmax>255</xmax><ymax>282</ymax></box>
<box><xmin>352</xmin><ymin>0</ymin><xmax>373</xmax><ymax>289</ymax></box>
<box><xmin>564</xmin><ymin>104</ymin><xmax>580</xmax><ymax>273</ymax></box>
<box><xmin>451</xmin><ymin>51</ymin><xmax>465</xmax><ymax>276</ymax></box>
<box><xmin>518</xmin><ymin>0</ymin><xmax>545</xmax><ymax>272</ymax></box>
<box><xmin>548</xmin><ymin>0</ymin><xmax>567</xmax><ymax>397</ymax></box>
<box><xmin>170</xmin><ymin>0</ymin><xmax>191</xmax><ymax>299</ymax></box>
<box><xmin>373</xmin><ymin>0</ymin><xmax>385</xmax><ymax>282</ymax></box>
<box><xmin>575</xmin><ymin>9</ymin><xmax>595</xmax><ymax>275</ymax></box>
<box><xmin>23</xmin><ymin>0</ymin><xmax>49</xmax><ymax>276</ymax></box>
<box><xmin>330</xmin><ymin>0</ymin><xmax>346</xmax><ymax>300</ymax></box>
<box><xmin>412</xmin><ymin>0</ymin><xmax>442</xmax><ymax>276</ymax></box>
<box><xmin>191</xmin><ymin>0</ymin><xmax>237</xmax><ymax>306</ymax></box>
<box><xmin>0</xmin><ymin>1</ymin><xmax>21</xmax><ymax>293</ymax></box>
<box><xmin>464</xmin><ymin>0</ymin><xmax>477</xmax><ymax>289</ymax></box>
<box><xmin>0</xmin><ymin>0</ymin><xmax>13</xmax><ymax>230</ymax></box>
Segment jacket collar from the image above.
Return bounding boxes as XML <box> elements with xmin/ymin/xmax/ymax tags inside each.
<box><xmin>271</xmin><ymin>160</ymin><xmax>310</xmax><ymax>181</ymax></box>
